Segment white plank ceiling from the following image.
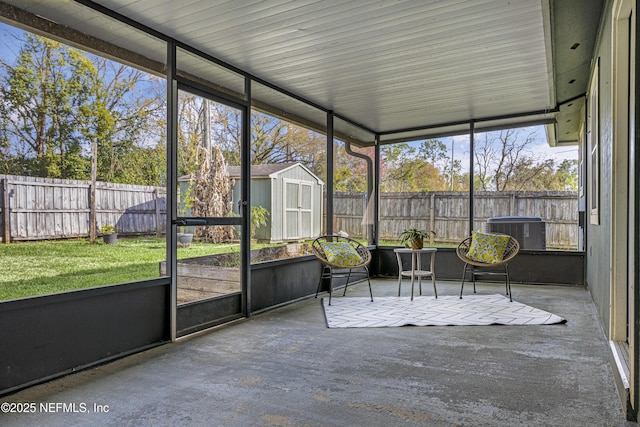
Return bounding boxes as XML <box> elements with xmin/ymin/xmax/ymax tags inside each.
<box><xmin>0</xmin><ymin>0</ymin><xmax>602</xmax><ymax>145</ymax></box>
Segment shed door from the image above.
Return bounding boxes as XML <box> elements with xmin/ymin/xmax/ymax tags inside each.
<box><xmin>284</xmin><ymin>179</ymin><xmax>313</xmax><ymax>239</ymax></box>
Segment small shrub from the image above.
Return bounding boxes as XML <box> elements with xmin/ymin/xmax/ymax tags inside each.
<box><xmin>100</xmin><ymin>224</ymin><xmax>115</xmax><ymax>235</ymax></box>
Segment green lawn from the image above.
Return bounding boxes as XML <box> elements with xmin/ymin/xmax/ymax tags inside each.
<box><xmin>0</xmin><ymin>238</ymin><xmax>244</xmax><ymax>301</ymax></box>
<box><xmin>0</xmin><ymin>237</ymin><xmax>461</xmax><ymax>301</ymax></box>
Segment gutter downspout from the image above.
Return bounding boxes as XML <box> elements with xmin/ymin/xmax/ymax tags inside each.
<box><xmin>345</xmin><ymin>141</ymin><xmax>374</xmax><ymax>245</ymax></box>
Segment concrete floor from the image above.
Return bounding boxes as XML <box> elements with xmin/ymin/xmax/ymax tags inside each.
<box><xmin>1</xmin><ymin>280</ymin><xmax>637</xmax><ymax>426</ymax></box>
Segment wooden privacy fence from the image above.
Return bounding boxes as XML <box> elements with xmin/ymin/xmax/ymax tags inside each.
<box><xmin>0</xmin><ymin>175</ymin><xmax>166</xmax><ymax>242</ymax></box>
<box><xmin>334</xmin><ymin>191</ymin><xmax>579</xmax><ymax>249</ymax></box>
<box><xmin>0</xmin><ymin>175</ymin><xmax>577</xmax><ymax>249</ymax></box>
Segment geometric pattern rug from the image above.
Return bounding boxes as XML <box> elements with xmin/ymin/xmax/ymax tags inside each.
<box><xmin>322</xmin><ymin>294</ymin><xmax>567</xmax><ymax>328</ymax></box>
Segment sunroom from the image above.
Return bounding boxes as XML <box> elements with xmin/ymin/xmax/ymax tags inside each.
<box><xmin>0</xmin><ymin>0</ymin><xmax>637</xmax><ymax>423</ymax></box>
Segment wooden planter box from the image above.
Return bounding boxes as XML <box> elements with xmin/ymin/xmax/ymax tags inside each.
<box><xmin>160</xmin><ymin>244</ymin><xmax>314</xmax><ymax>305</ymax></box>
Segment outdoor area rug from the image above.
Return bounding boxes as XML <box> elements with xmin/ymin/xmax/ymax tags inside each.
<box><xmin>321</xmin><ymin>294</ymin><xmax>567</xmax><ymax>328</ymax></box>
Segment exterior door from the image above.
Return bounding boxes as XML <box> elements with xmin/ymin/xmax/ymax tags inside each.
<box><xmin>284</xmin><ymin>179</ymin><xmax>313</xmax><ymax>240</ymax></box>
<box><xmin>612</xmin><ymin>0</ymin><xmax>636</xmax><ymax>413</ymax></box>
<box><xmin>627</xmin><ymin>2</ymin><xmax>636</xmax><ymax>409</ymax></box>
<box><xmin>300</xmin><ymin>182</ymin><xmax>313</xmax><ymax>238</ymax></box>
<box><xmin>173</xmin><ymin>86</ymin><xmax>246</xmax><ymax>337</ymax></box>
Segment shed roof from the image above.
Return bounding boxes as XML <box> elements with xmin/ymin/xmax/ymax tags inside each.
<box><xmin>227</xmin><ymin>163</ymin><xmax>296</xmax><ymax>179</ymax></box>
<box><xmin>228</xmin><ymin>163</ymin><xmax>324</xmax><ymax>184</ymax></box>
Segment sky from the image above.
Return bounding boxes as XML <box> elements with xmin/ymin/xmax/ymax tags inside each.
<box><xmin>450</xmin><ymin>127</ymin><xmax>578</xmax><ymax>158</ymax></box>
<box><xmin>445</xmin><ymin>126</ymin><xmax>578</xmax><ymax>172</ymax></box>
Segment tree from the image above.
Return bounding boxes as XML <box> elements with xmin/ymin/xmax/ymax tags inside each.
<box><xmin>94</xmin><ymin>60</ymin><xmax>165</xmax><ymax>184</ymax></box>
<box><xmin>177</xmin><ymin>91</ymin><xmax>207</xmax><ymax>177</ymax></box>
<box><xmin>475</xmin><ymin>128</ymin><xmax>544</xmax><ymax>191</ymax></box>
<box><xmin>208</xmin><ymin>105</ymin><xmax>331</xmax><ymax>179</ymax></box>
<box><xmin>0</xmin><ymin>33</ymin><xmax>105</xmax><ymax>178</ymax></box>
<box><xmin>0</xmin><ymin>30</ymin><xmax>165</xmax><ymax>184</ymax></box>
<box><xmin>190</xmin><ymin>145</ymin><xmax>235</xmax><ymax>242</ymax></box>
<box><xmin>204</xmin><ymin>102</ymin><xmax>241</xmax><ymax>167</ymax></box>
<box><xmin>380</xmin><ymin>141</ymin><xmax>449</xmax><ymax>192</ymax></box>
<box><xmin>419</xmin><ymin>139</ymin><xmax>448</xmax><ymax>165</ymax></box>
<box><xmin>554</xmin><ymin>159</ymin><xmax>579</xmax><ymax>191</ymax></box>
<box><xmin>334</xmin><ymin>142</ymin><xmax>370</xmax><ymax>192</ymax></box>
<box><xmin>446</xmin><ymin>157</ymin><xmax>468</xmax><ymax>191</ymax></box>
<box><xmin>473</xmin><ymin>129</ymin><xmax>579</xmax><ymax>191</ymax></box>
<box><xmin>380</xmin><ymin>143</ymin><xmax>417</xmax><ymax>191</ymax></box>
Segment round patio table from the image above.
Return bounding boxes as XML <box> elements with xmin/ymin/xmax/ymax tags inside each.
<box><xmin>394</xmin><ymin>247</ymin><xmax>437</xmax><ymax>300</ymax></box>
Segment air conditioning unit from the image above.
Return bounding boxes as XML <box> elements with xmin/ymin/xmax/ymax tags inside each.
<box><xmin>486</xmin><ymin>216</ymin><xmax>546</xmax><ymax>250</ymax></box>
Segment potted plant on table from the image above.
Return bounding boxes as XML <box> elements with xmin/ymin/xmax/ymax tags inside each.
<box><xmin>101</xmin><ymin>223</ymin><xmax>118</xmax><ymax>244</ymax></box>
<box><xmin>400</xmin><ymin>228</ymin><xmax>435</xmax><ymax>249</ymax></box>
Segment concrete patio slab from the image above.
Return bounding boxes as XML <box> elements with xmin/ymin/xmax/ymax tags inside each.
<box><xmin>1</xmin><ymin>280</ymin><xmax>635</xmax><ymax>426</ymax></box>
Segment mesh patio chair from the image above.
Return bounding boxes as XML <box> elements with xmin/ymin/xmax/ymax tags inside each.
<box><xmin>312</xmin><ymin>235</ymin><xmax>373</xmax><ymax>305</ymax></box>
<box><xmin>457</xmin><ymin>233</ymin><xmax>520</xmax><ymax>302</ymax></box>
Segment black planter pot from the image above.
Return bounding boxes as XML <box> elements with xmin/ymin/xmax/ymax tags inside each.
<box><xmin>103</xmin><ymin>233</ymin><xmax>118</xmax><ymax>244</ymax></box>
<box><xmin>177</xmin><ymin>233</ymin><xmax>193</xmax><ymax>248</ymax></box>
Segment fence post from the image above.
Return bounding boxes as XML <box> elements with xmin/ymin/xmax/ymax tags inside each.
<box><xmin>155</xmin><ymin>188</ymin><xmax>162</xmax><ymax>238</ymax></box>
<box><xmin>89</xmin><ymin>182</ymin><xmax>96</xmax><ymax>244</ymax></box>
<box><xmin>429</xmin><ymin>193</ymin><xmax>435</xmax><ymax>245</ymax></box>
<box><xmin>89</xmin><ymin>141</ymin><xmax>97</xmax><ymax>244</ymax></box>
<box><xmin>3</xmin><ymin>178</ymin><xmax>10</xmax><ymax>243</ymax></box>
